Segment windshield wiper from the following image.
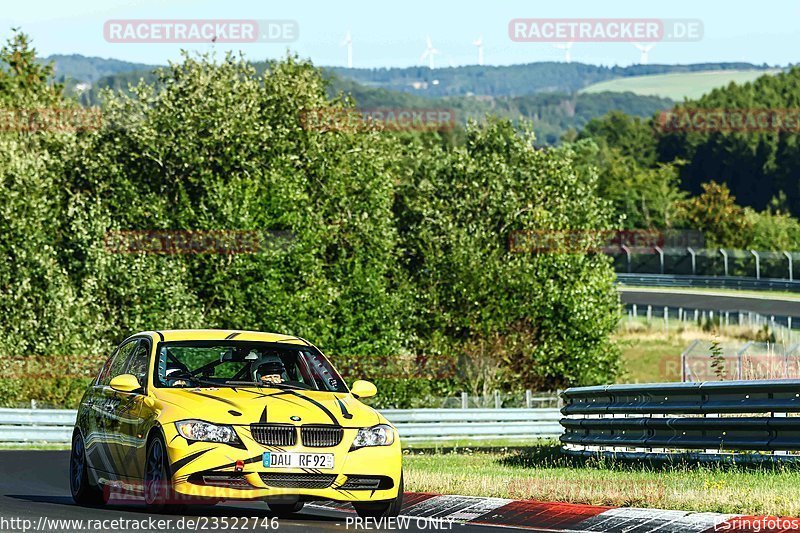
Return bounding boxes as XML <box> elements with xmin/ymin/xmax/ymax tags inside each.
<box><xmin>224</xmin><ymin>380</ymin><xmax>310</xmax><ymax>391</ymax></box>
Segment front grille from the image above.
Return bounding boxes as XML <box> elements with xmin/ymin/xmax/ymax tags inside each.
<box><xmin>301</xmin><ymin>425</ymin><xmax>343</xmax><ymax>447</ymax></box>
<box><xmin>341</xmin><ymin>476</ymin><xmax>394</xmax><ymax>490</ymax></box>
<box><xmin>251</xmin><ymin>424</ymin><xmax>297</xmax><ymax>446</ymax></box>
<box><xmin>260</xmin><ymin>473</ymin><xmax>337</xmax><ymax>489</ymax></box>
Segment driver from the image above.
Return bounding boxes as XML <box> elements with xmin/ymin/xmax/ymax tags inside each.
<box><xmin>254</xmin><ymin>355</ymin><xmax>288</xmax><ymax>384</ymax></box>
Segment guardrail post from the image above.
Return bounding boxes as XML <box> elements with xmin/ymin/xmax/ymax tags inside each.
<box><xmin>461</xmin><ymin>392</ymin><xmax>468</xmax><ymax>409</ymax></box>
<box><xmin>526</xmin><ymin>389</ymin><xmax>533</xmax><ymax>408</ymax></box>
<box><xmin>647</xmin><ymin>305</ymin><xmax>652</xmax><ymax>323</ymax></box>
<box><xmin>664</xmin><ymin>306</ymin><xmax>669</xmax><ymax>334</ymax></box>
<box><xmin>751</xmin><ymin>250</ymin><xmax>761</xmax><ymax>279</ymax></box>
<box><xmin>687</xmin><ymin>247</ymin><xmax>696</xmax><ymax>275</ymax></box>
<box><xmin>719</xmin><ymin>249</ymin><xmax>729</xmax><ymax>277</ymax></box>
<box><xmin>784</xmin><ymin>251</ymin><xmax>793</xmax><ymax>281</ymax></box>
<box><xmin>494</xmin><ymin>390</ymin><xmax>501</xmax><ymax>409</ymax></box>
<box><xmin>632</xmin><ymin>304</ymin><xmax>637</xmax><ymax>318</ymax></box>
<box><xmin>621</xmin><ymin>244</ymin><xmax>632</xmax><ymax>273</ymax></box>
<box><xmin>655</xmin><ymin>246</ymin><xmax>664</xmax><ymax>275</ymax></box>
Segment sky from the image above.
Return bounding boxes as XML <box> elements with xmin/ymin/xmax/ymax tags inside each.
<box><xmin>1</xmin><ymin>0</ymin><xmax>799</xmax><ymax>69</ymax></box>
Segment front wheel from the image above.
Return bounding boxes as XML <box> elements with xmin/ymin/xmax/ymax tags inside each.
<box><xmin>144</xmin><ymin>435</ymin><xmax>185</xmax><ymax>513</ymax></box>
<box><xmin>353</xmin><ymin>474</ymin><xmax>403</xmax><ymax>518</ymax></box>
<box><xmin>70</xmin><ymin>432</ymin><xmax>104</xmax><ymax>506</ymax></box>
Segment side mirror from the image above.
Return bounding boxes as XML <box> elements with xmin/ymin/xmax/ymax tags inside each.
<box><xmin>350</xmin><ymin>380</ymin><xmax>377</xmax><ymax>399</ymax></box>
<box><xmin>110</xmin><ymin>374</ymin><xmax>142</xmax><ymax>393</ymax></box>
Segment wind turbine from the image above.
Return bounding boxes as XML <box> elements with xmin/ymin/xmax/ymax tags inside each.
<box><xmin>341</xmin><ymin>30</ymin><xmax>353</xmax><ymax>68</ymax></box>
<box><xmin>633</xmin><ymin>42</ymin><xmax>656</xmax><ymax>65</ymax></box>
<box><xmin>473</xmin><ymin>35</ymin><xmax>484</xmax><ymax>65</ymax></box>
<box><xmin>553</xmin><ymin>42</ymin><xmax>574</xmax><ymax>63</ymax></box>
<box><xmin>420</xmin><ymin>36</ymin><xmax>440</xmax><ymax>69</ymax></box>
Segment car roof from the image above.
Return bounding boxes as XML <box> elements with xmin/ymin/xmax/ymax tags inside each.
<box><xmin>136</xmin><ymin>329</ymin><xmax>308</xmax><ymax>345</ymax></box>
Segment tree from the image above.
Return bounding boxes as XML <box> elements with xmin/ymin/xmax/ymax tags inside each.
<box><xmin>680</xmin><ymin>181</ymin><xmax>752</xmax><ymax>248</ymax></box>
<box><xmin>396</xmin><ymin>121</ymin><xmax>621</xmax><ymax>390</ymax></box>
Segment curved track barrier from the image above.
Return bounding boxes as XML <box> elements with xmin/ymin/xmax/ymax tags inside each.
<box><xmin>560</xmin><ymin>380</ymin><xmax>800</xmax><ymax>459</ymax></box>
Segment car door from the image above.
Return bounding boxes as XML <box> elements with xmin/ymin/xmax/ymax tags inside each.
<box><xmin>93</xmin><ymin>339</ymin><xmax>139</xmax><ymax>479</ymax></box>
<box><xmin>111</xmin><ymin>337</ymin><xmax>153</xmax><ymax>481</ymax></box>
<box><xmin>82</xmin><ymin>350</ymin><xmax>117</xmax><ymax>473</ymax></box>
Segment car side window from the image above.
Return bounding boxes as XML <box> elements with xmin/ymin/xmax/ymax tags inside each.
<box><xmin>125</xmin><ymin>340</ymin><xmax>151</xmax><ymax>389</ymax></box>
<box><xmin>97</xmin><ymin>340</ymin><xmax>139</xmax><ymax>386</ymax></box>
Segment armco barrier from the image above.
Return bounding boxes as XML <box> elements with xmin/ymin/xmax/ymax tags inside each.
<box><xmin>383</xmin><ymin>408</ymin><xmax>563</xmax><ymax>441</ymax></box>
<box><xmin>559</xmin><ymin>380</ymin><xmax>800</xmax><ymax>457</ymax></box>
<box><xmin>616</xmin><ymin>273</ymin><xmax>800</xmax><ymax>292</ymax></box>
<box><xmin>0</xmin><ymin>407</ymin><xmax>563</xmax><ymax>444</ymax></box>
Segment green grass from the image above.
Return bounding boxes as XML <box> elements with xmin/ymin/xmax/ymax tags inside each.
<box><xmin>404</xmin><ymin>441</ymin><xmax>800</xmax><ymax>516</ymax></box>
<box><xmin>581</xmin><ymin>70</ymin><xmax>781</xmax><ymax>101</ymax></box>
<box><xmin>618</xmin><ymin>337</ymin><xmax>684</xmax><ymax>383</ymax></box>
<box><xmin>0</xmin><ymin>443</ymin><xmax>70</xmax><ymax>450</ymax></box>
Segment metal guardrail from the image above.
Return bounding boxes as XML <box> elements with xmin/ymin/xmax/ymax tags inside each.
<box><xmin>384</xmin><ymin>408</ymin><xmax>562</xmax><ymax>441</ymax></box>
<box><xmin>617</xmin><ymin>273</ymin><xmax>800</xmax><ymax>292</ymax></box>
<box><xmin>0</xmin><ymin>407</ymin><xmax>563</xmax><ymax>444</ymax></box>
<box><xmin>559</xmin><ymin>380</ymin><xmax>800</xmax><ymax>457</ymax></box>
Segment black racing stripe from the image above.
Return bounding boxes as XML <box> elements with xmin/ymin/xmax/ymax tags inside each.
<box><xmin>225</xmin><ymin>332</ymin><xmax>241</xmax><ymax>340</ymax></box>
<box><xmin>171</xmin><ymin>448</ymin><xmax>211</xmax><ymax>474</ymax></box>
<box><xmin>190</xmin><ymin>391</ymin><xmax>240</xmax><ymax>408</ymax></box>
<box><xmin>337</xmin><ymin>398</ymin><xmax>354</xmax><ymax>420</ymax></box>
<box><xmin>259</xmin><ymin>406</ymin><xmax>267</xmax><ymax>423</ymax></box>
<box><xmin>239</xmin><ymin>389</ymin><xmax>272</xmax><ymax>399</ymax></box>
<box><xmin>285</xmin><ymin>390</ymin><xmax>340</xmax><ymax>425</ymax></box>
<box><xmin>155</xmin><ymin>331</ymin><xmax>165</xmax><ymax>341</ymax></box>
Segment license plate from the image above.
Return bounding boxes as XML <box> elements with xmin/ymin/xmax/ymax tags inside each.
<box><xmin>262</xmin><ymin>452</ymin><xmax>334</xmax><ymax>469</ymax></box>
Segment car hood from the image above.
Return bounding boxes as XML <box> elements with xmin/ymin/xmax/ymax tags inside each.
<box><xmin>153</xmin><ymin>386</ymin><xmax>383</xmax><ymax>427</ymax></box>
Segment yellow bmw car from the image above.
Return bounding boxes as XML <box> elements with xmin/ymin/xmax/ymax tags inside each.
<box><xmin>69</xmin><ymin>329</ymin><xmax>403</xmax><ymax>517</ymax></box>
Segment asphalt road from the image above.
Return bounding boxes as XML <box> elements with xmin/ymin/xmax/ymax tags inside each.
<box><xmin>619</xmin><ymin>288</ymin><xmax>800</xmax><ymax>317</ymax></box>
<box><xmin>0</xmin><ymin>451</ymin><xmax>522</xmax><ymax>533</ymax></box>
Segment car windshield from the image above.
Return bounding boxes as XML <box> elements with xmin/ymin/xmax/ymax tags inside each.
<box><xmin>154</xmin><ymin>341</ymin><xmax>347</xmax><ymax>392</ymax></box>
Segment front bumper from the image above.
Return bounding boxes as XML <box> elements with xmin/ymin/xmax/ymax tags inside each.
<box><xmin>162</xmin><ymin>424</ymin><xmax>402</xmax><ymax>502</ymax></box>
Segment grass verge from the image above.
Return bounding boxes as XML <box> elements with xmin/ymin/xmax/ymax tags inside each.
<box><xmin>403</xmin><ymin>440</ymin><xmax>800</xmax><ymax>516</ymax></box>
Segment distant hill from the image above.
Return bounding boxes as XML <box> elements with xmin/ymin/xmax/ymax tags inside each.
<box><xmin>581</xmin><ymin>69</ymin><xmax>784</xmax><ymax>101</ymax></box>
<box><xmin>45</xmin><ymin>53</ymin><xmax>773</xmax><ymax>99</ymax></box>
<box><xmin>43</xmin><ymin>54</ymin><xmax>157</xmax><ymax>85</ymax></box>
<box><xmin>327</xmin><ymin>75</ymin><xmax>673</xmax><ymax>144</ymax></box>
<box><xmin>327</xmin><ymin>62</ymin><xmax>773</xmax><ymax>98</ymax></box>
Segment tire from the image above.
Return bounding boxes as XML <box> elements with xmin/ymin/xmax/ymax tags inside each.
<box><xmin>144</xmin><ymin>434</ymin><xmax>185</xmax><ymax>513</ymax></box>
<box><xmin>70</xmin><ymin>431</ymin><xmax>104</xmax><ymax>506</ymax></box>
<box><xmin>268</xmin><ymin>501</ymin><xmax>305</xmax><ymax>516</ymax></box>
<box><xmin>353</xmin><ymin>474</ymin><xmax>403</xmax><ymax>519</ymax></box>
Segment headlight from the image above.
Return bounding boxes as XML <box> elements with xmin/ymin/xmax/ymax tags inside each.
<box><xmin>352</xmin><ymin>424</ymin><xmax>395</xmax><ymax>449</ymax></box>
<box><xmin>176</xmin><ymin>420</ymin><xmax>240</xmax><ymax>443</ymax></box>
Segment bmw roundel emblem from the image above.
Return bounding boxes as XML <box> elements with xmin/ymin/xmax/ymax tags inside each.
<box><xmin>290</xmin><ymin>415</ymin><xmax>301</xmax><ymax>421</ymax></box>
